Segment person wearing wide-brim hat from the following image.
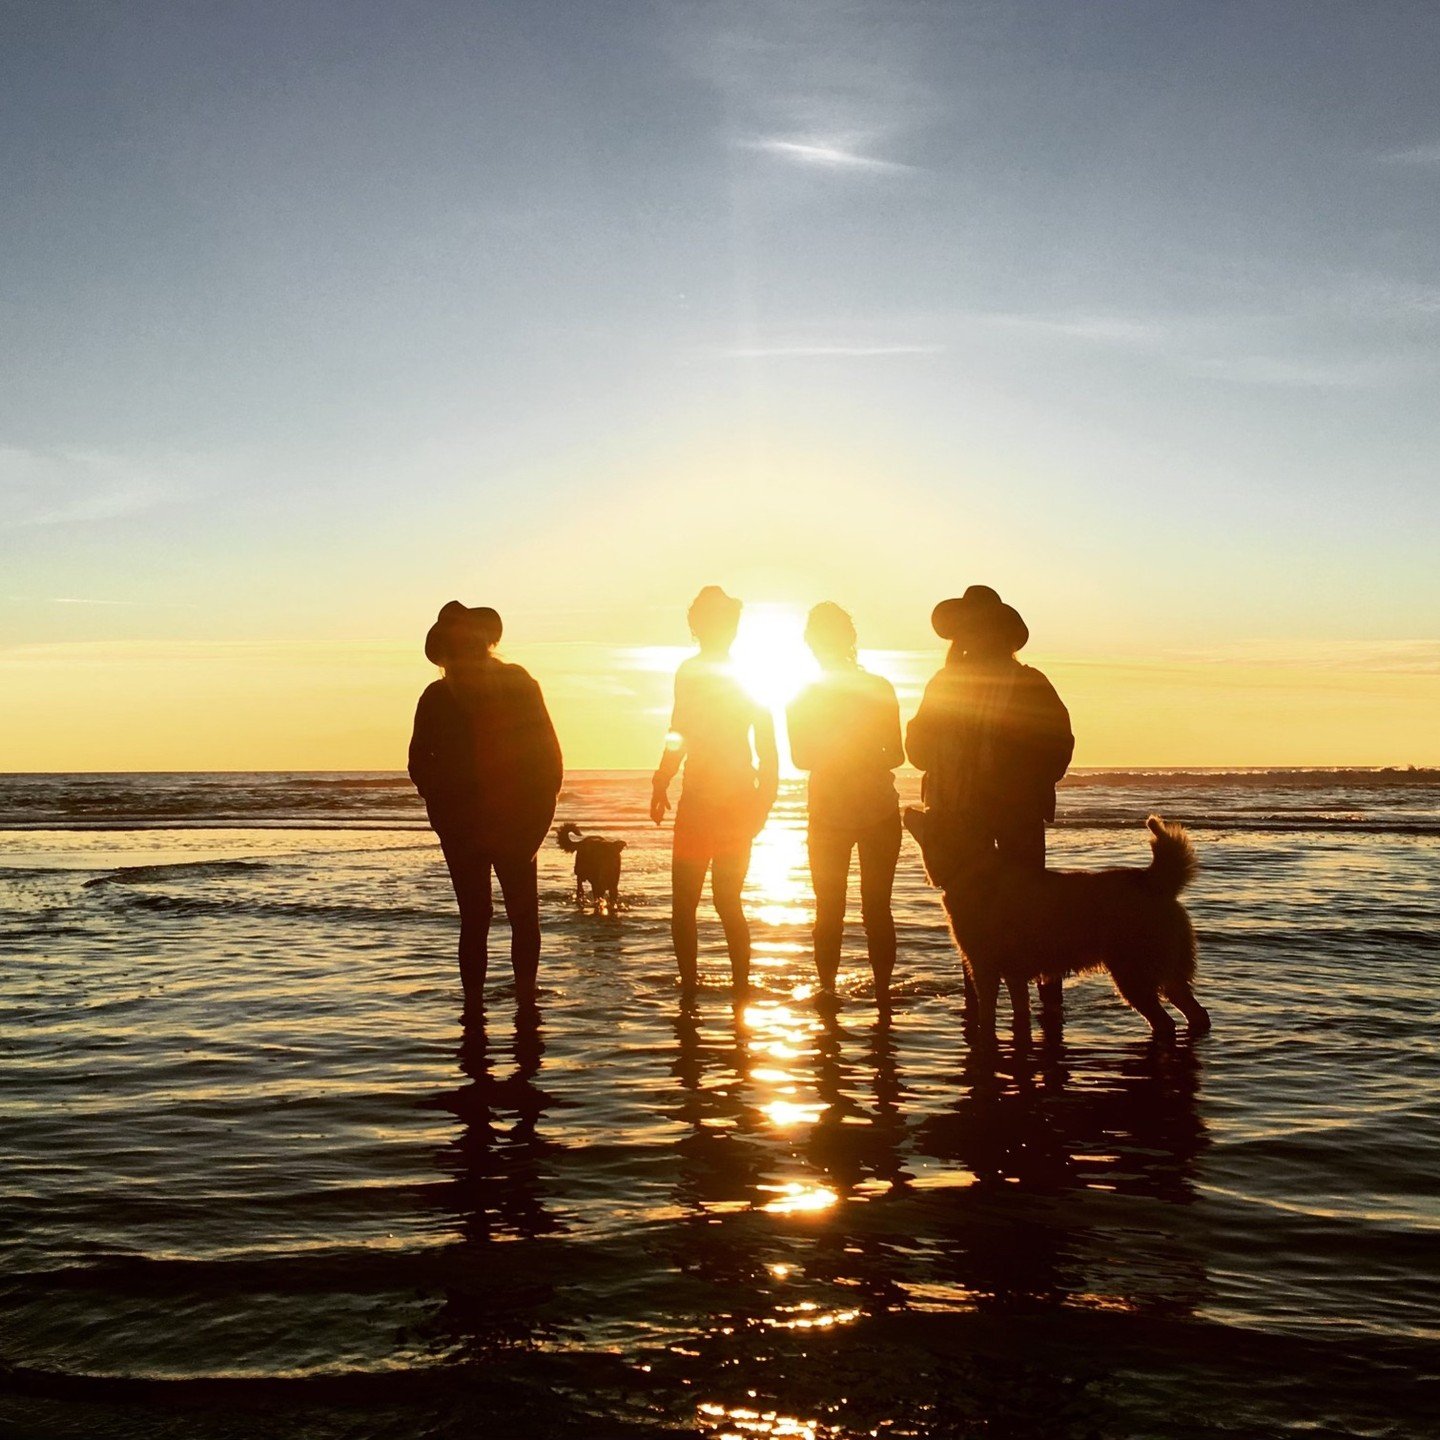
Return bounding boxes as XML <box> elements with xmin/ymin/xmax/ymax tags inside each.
<box><xmin>408</xmin><ymin>601</ymin><xmax>563</xmax><ymax>1018</ymax></box>
<box><xmin>904</xmin><ymin>585</ymin><xmax>1074</xmax><ymax>1023</ymax></box>
<box><xmin>650</xmin><ymin>585</ymin><xmax>779</xmax><ymax>1001</ymax></box>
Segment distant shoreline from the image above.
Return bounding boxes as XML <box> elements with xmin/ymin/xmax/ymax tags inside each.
<box><xmin>3</xmin><ymin>766</ymin><xmax>1439</xmax><ymax>785</ymax></box>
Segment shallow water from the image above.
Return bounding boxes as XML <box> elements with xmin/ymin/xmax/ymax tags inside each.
<box><xmin>1</xmin><ymin>772</ymin><xmax>1437</xmax><ymax>1438</ymax></box>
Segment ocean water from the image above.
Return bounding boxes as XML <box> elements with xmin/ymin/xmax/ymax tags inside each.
<box><xmin>0</xmin><ymin>770</ymin><xmax>1436</xmax><ymax>1439</ymax></box>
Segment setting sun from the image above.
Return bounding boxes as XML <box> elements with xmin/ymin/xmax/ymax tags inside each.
<box><xmin>730</xmin><ymin>604</ymin><xmax>817</xmax><ymax>711</ymax></box>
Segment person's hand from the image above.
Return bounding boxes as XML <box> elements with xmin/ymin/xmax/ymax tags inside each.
<box><xmin>650</xmin><ymin>783</ymin><xmax>670</xmax><ymax>826</ymax></box>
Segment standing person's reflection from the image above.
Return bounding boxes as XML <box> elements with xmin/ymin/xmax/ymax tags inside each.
<box><xmin>651</xmin><ymin>587</ymin><xmax>778</xmax><ymax>1003</ymax></box>
<box><xmin>787</xmin><ymin>604</ymin><xmax>904</xmax><ymax>1012</ymax></box>
<box><xmin>408</xmin><ymin>602</ymin><xmax>563</xmax><ymax>1018</ymax></box>
<box><xmin>426</xmin><ymin>1012</ymin><xmax>562</xmax><ymax>1354</ymax></box>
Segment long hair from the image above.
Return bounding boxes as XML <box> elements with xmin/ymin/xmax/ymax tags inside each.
<box><xmin>805</xmin><ymin>601</ymin><xmax>858</xmax><ymax>667</ymax></box>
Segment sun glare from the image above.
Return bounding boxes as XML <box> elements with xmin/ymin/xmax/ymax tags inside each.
<box><xmin>731</xmin><ymin>604</ymin><xmax>817</xmax><ymax>710</ymax></box>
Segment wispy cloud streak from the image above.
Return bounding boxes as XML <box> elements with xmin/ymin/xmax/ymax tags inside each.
<box><xmin>718</xmin><ymin>343</ymin><xmax>945</xmax><ymax>359</ymax></box>
<box><xmin>1379</xmin><ymin>141</ymin><xmax>1440</xmax><ymax>165</ymax></box>
<box><xmin>746</xmin><ymin>137</ymin><xmax>915</xmax><ymax>173</ymax></box>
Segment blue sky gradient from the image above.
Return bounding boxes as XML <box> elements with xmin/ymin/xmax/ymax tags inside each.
<box><xmin>2</xmin><ymin>1</ymin><xmax>1437</xmax><ymax>764</ymax></box>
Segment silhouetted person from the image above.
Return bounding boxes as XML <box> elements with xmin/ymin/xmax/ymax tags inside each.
<box><xmin>905</xmin><ymin>585</ymin><xmax>1073</xmax><ymax>1023</ymax></box>
<box><xmin>408</xmin><ymin>601</ymin><xmax>563</xmax><ymax>1015</ymax></box>
<box><xmin>787</xmin><ymin>603</ymin><xmax>904</xmax><ymax>1011</ymax></box>
<box><xmin>651</xmin><ymin>586</ymin><xmax>778</xmax><ymax>1001</ymax></box>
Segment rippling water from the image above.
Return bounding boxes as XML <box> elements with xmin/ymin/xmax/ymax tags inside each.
<box><xmin>1</xmin><ymin>771</ymin><xmax>1437</xmax><ymax>1438</ymax></box>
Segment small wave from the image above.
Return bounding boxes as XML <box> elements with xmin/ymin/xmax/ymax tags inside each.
<box><xmin>96</xmin><ymin>889</ymin><xmax>449</xmax><ymax>927</ymax></box>
<box><xmin>5</xmin><ymin>821</ymin><xmax>432</xmax><ymax>833</ymax></box>
<box><xmin>290</xmin><ymin>777</ymin><xmax>415</xmax><ymax>790</ymax></box>
<box><xmin>1055</xmin><ymin>813</ymin><xmax>1440</xmax><ymax>836</ymax></box>
<box><xmin>83</xmin><ymin>860</ymin><xmax>274</xmax><ymax>889</ymax></box>
<box><xmin>1063</xmin><ymin>767</ymin><xmax>1440</xmax><ymax>789</ymax></box>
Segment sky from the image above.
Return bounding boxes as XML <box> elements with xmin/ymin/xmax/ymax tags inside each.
<box><xmin>2</xmin><ymin>0</ymin><xmax>1438</xmax><ymax>770</ymax></box>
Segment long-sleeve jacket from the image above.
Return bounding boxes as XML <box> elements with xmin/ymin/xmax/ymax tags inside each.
<box><xmin>905</xmin><ymin>656</ymin><xmax>1073</xmax><ymax>824</ymax></box>
<box><xmin>408</xmin><ymin>663</ymin><xmax>563</xmax><ymax>854</ymax></box>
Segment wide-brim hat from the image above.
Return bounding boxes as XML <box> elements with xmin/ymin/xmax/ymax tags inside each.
<box><xmin>424</xmin><ymin>600</ymin><xmax>503</xmax><ymax>665</ymax></box>
<box><xmin>931</xmin><ymin>585</ymin><xmax>1029</xmax><ymax>653</ymax></box>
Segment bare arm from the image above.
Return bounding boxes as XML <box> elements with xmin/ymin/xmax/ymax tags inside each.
<box><xmin>753</xmin><ymin>707</ymin><xmax>779</xmax><ymax>821</ymax></box>
<box><xmin>877</xmin><ymin>678</ymin><xmax>905</xmax><ymax>770</ymax></box>
<box><xmin>651</xmin><ymin>671</ymin><xmax>687</xmax><ymax>823</ymax></box>
<box><xmin>785</xmin><ymin>692</ymin><xmax>815</xmax><ymax>772</ymax></box>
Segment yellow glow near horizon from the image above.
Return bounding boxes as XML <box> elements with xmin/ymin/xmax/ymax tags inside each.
<box><xmin>2</xmin><ymin>632</ymin><xmax>1438</xmax><ymax>771</ymax></box>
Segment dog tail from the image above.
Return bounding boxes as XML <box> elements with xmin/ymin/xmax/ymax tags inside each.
<box><xmin>1145</xmin><ymin>815</ymin><xmax>1196</xmax><ymax>897</ymax></box>
<box><xmin>554</xmin><ymin>823</ymin><xmax>581</xmax><ymax>853</ymax></box>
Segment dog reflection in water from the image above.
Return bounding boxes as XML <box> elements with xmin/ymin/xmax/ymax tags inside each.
<box><xmin>555</xmin><ymin>823</ymin><xmax>626</xmax><ymax>914</ymax></box>
<box><xmin>910</xmin><ymin>812</ymin><xmax>1211</xmax><ymax>1049</ymax></box>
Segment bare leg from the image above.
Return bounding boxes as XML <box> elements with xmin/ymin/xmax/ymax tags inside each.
<box><xmin>671</xmin><ymin>853</ymin><xmax>707</xmax><ymax>993</ymax></box>
<box><xmin>438</xmin><ymin>831</ymin><xmax>494</xmax><ymax>1012</ymax></box>
<box><xmin>711</xmin><ymin>845</ymin><xmax>753</xmax><ymax>1002</ymax></box>
<box><xmin>857</xmin><ymin>813</ymin><xmax>901</xmax><ymax>1011</ymax></box>
<box><xmin>807</xmin><ymin>825</ymin><xmax>851</xmax><ymax>996</ymax></box>
<box><xmin>493</xmin><ymin>854</ymin><xmax>541</xmax><ymax>1010</ymax></box>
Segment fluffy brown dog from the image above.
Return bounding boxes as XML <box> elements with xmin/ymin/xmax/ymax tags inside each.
<box><xmin>930</xmin><ymin>816</ymin><xmax>1211</xmax><ymax>1047</ymax></box>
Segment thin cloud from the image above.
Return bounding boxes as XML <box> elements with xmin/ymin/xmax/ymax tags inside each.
<box><xmin>1379</xmin><ymin>141</ymin><xmax>1440</xmax><ymax>165</ymax></box>
<box><xmin>718</xmin><ymin>343</ymin><xmax>945</xmax><ymax>359</ymax></box>
<box><xmin>971</xmin><ymin>306</ymin><xmax>1428</xmax><ymax>388</ymax></box>
<box><xmin>1159</xmin><ymin>640</ymin><xmax>1440</xmax><ymax>676</ymax></box>
<box><xmin>1185</xmin><ymin>353</ymin><xmax>1402</xmax><ymax>388</ymax></box>
<box><xmin>0</xmin><ymin>446</ymin><xmax>174</xmax><ymax>530</ymax></box>
<box><xmin>747</xmin><ymin>137</ymin><xmax>915</xmax><ymax>173</ymax></box>
<box><xmin>980</xmin><ymin>312</ymin><xmax>1167</xmax><ymax>346</ymax></box>
<box><xmin>51</xmin><ymin>597</ymin><xmax>146</xmax><ymax>606</ymax></box>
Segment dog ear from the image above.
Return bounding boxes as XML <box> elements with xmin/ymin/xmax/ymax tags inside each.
<box><xmin>616</xmin><ymin>840</ymin><xmax>627</xmax><ymax>850</ymax></box>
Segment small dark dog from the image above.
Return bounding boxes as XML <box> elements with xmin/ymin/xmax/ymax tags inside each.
<box><xmin>554</xmin><ymin>823</ymin><xmax>625</xmax><ymax>912</ymax></box>
<box><xmin>914</xmin><ymin>813</ymin><xmax>1211</xmax><ymax>1048</ymax></box>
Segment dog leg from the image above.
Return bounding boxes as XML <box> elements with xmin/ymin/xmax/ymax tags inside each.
<box><xmin>970</xmin><ymin>966</ymin><xmax>1001</xmax><ymax>1053</ymax></box>
<box><xmin>1167</xmin><ymin>982</ymin><xmax>1212</xmax><ymax>1035</ymax></box>
<box><xmin>1006</xmin><ymin>976</ymin><xmax>1032</xmax><ymax>1049</ymax></box>
<box><xmin>1118</xmin><ymin>982</ymin><xmax>1177</xmax><ymax>1041</ymax></box>
<box><xmin>961</xmin><ymin>966</ymin><xmax>978</xmax><ymax>1026</ymax></box>
<box><xmin>575</xmin><ymin>878</ymin><xmax>584</xmax><ymax>906</ymax></box>
<box><xmin>1038</xmin><ymin>976</ymin><xmax>1063</xmax><ymax>1026</ymax></box>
